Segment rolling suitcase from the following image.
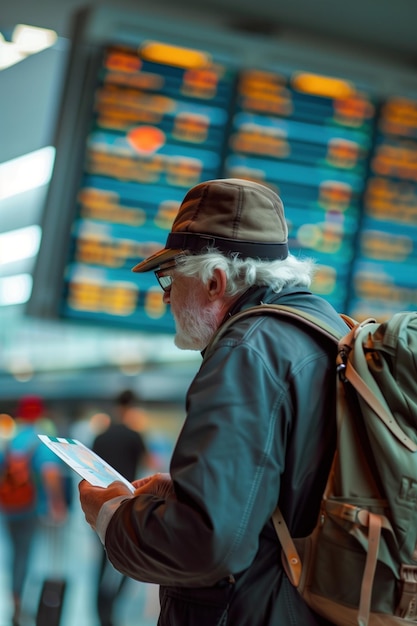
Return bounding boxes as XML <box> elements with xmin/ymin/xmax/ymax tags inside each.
<box><xmin>35</xmin><ymin>522</ymin><xmax>67</xmax><ymax>626</ymax></box>
<box><xmin>36</xmin><ymin>578</ymin><xmax>67</xmax><ymax>626</ymax></box>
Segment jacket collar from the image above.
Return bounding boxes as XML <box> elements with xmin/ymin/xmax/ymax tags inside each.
<box><xmin>223</xmin><ymin>285</ymin><xmax>312</xmax><ymax>323</ymax></box>
<box><xmin>200</xmin><ymin>286</ymin><xmax>312</xmax><ymax>356</ymax></box>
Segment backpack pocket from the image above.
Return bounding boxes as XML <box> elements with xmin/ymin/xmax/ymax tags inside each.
<box><xmin>291</xmin><ymin>495</ymin><xmax>401</xmax><ymax>624</ymax></box>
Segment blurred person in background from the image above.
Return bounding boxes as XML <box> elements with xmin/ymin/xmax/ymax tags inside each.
<box><xmin>69</xmin><ymin>407</ymin><xmax>112</xmax><ymax>449</ymax></box>
<box><xmin>92</xmin><ymin>389</ymin><xmax>150</xmax><ymax>626</ymax></box>
<box><xmin>0</xmin><ymin>395</ymin><xmax>68</xmax><ymax>626</ymax></box>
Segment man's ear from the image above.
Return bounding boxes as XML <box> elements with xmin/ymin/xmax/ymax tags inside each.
<box><xmin>207</xmin><ymin>268</ymin><xmax>227</xmax><ymax>301</ymax></box>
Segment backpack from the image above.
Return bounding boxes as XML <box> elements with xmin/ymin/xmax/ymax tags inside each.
<box><xmin>0</xmin><ymin>445</ymin><xmax>37</xmax><ymax>514</ymax></box>
<box><xmin>208</xmin><ymin>303</ymin><xmax>417</xmax><ymax>626</ymax></box>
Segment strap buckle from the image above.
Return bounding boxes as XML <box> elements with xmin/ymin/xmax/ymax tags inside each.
<box><xmin>396</xmin><ymin>565</ymin><xmax>417</xmax><ymax>620</ymax></box>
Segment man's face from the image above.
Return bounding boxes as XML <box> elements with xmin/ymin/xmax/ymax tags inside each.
<box><xmin>166</xmin><ymin>272</ymin><xmax>221</xmax><ymax>351</ymax></box>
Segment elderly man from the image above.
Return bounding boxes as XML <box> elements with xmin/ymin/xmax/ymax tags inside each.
<box><xmin>79</xmin><ymin>178</ymin><xmax>347</xmax><ymax>625</ymax></box>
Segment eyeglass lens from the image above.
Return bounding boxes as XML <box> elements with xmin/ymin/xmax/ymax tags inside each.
<box><xmin>157</xmin><ymin>274</ymin><xmax>173</xmax><ymax>291</ymax></box>
<box><xmin>154</xmin><ymin>263</ymin><xmax>177</xmax><ymax>292</ymax></box>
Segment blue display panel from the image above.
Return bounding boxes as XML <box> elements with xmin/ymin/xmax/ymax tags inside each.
<box><xmin>224</xmin><ymin>69</ymin><xmax>376</xmax><ymax>312</ymax></box>
<box><xmin>28</xmin><ymin>7</ymin><xmax>417</xmax><ymax>331</ymax></box>
<box><xmin>59</xmin><ymin>42</ymin><xmax>237</xmax><ymax>331</ymax></box>
<box><xmin>56</xmin><ymin>41</ymin><xmax>379</xmax><ymax>328</ymax></box>
<box><xmin>349</xmin><ymin>97</ymin><xmax>417</xmax><ymax>321</ymax></box>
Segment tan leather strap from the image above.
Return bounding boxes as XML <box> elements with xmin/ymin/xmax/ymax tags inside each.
<box><xmin>344</xmin><ymin>357</ymin><xmax>417</xmax><ymax>452</ymax></box>
<box><xmin>325</xmin><ymin>501</ymin><xmax>393</xmax><ymax>533</ymax></box>
<box><xmin>336</xmin><ymin>321</ymin><xmax>417</xmax><ymax>452</ymax></box>
<box><xmin>272</xmin><ymin>507</ymin><xmax>302</xmax><ymax>587</ymax></box>
<box><xmin>358</xmin><ymin>512</ymin><xmax>382</xmax><ymax>626</ymax></box>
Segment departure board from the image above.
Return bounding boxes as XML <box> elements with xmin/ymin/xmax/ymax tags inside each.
<box><xmin>59</xmin><ymin>42</ymin><xmax>236</xmax><ymax>331</ymax></box>
<box><xmin>349</xmin><ymin>96</ymin><xmax>417</xmax><ymax>321</ymax></box>
<box><xmin>224</xmin><ymin>69</ymin><xmax>375</xmax><ymax>312</ymax></box>
<box><xmin>27</xmin><ymin>6</ymin><xmax>417</xmax><ymax>331</ymax></box>
<box><xmin>58</xmin><ymin>43</ymin><xmax>377</xmax><ymax>328</ymax></box>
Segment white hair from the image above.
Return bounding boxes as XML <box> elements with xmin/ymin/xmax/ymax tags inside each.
<box><xmin>174</xmin><ymin>250</ymin><xmax>316</xmax><ymax>297</ymax></box>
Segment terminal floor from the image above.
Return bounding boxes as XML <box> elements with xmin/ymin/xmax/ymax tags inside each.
<box><xmin>0</xmin><ymin>502</ymin><xmax>160</xmax><ymax>626</ymax></box>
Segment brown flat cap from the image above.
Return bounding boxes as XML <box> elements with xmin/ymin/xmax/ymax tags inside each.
<box><xmin>132</xmin><ymin>178</ymin><xmax>288</xmax><ymax>273</ymax></box>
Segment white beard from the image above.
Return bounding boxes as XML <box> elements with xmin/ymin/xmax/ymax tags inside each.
<box><xmin>173</xmin><ymin>292</ymin><xmax>220</xmax><ymax>351</ymax></box>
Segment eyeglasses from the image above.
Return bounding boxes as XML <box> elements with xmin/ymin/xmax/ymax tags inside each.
<box><xmin>154</xmin><ymin>263</ymin><xmax>177</xmax><ymax>292</ymax></box>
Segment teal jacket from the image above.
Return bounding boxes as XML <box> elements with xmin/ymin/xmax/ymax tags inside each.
<box><xmin>105</xmin><ymin>286</ymin><xmax>348</xmax><ymax>625</ymax></box>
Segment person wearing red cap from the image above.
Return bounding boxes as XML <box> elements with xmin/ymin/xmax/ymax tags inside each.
<box><xmin>0</xmin><ymin>395</ymin><xmax>68</xmax><ymax>625</ymax></box>
<box><xmin>79</xmin><ymin>178</ymin><xmax>348</xmax><ymax>625</ymax></box>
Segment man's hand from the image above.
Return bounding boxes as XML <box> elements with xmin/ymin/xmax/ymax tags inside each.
<box><xmin>78</xmin><ymin>480</ymin><xmax>133</xmax><ymax>531</ymax></box>
<box><xmin>133</xmin><ymin>473</ymin><xmax>174</xmax><ymax>499</ymax></box>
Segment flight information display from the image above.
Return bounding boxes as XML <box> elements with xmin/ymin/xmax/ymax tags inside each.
<box><xmin>60</xmin><ymin>42</ymin><xmax>236</xmax><ymax>331</ymax></box>
<box><xmin>349</xmin><ymin>96</ymin><xmax>417</xmax><ymax>320</ymax></box>
<box><xmin>29</xmin><ymin>8</ymin><xmax>417</xmax><ymax>331</ymax></box>
<box><xmin>224</xmin><ymin>69</ymin><xmax>375</xmax><ymax>312</ymax></box>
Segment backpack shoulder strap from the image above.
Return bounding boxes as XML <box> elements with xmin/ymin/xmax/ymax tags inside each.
<box><xmin>271</xmin><ymin>506</ymin><xmax>303</xmax><ymax>586</ymax></box>
<box><xmin>205</xmin><ymin>302</ymin><xmax>355</xmax><ymax>359</ymax></box>
<box><xmin>253</xmin><ymin>303</ymin><xmax>355</xmax><ymax>342</ymax></box>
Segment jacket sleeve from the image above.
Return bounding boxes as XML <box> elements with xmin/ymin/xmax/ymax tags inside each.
<box><xmin>104</xmin><ymin>331</ymin><xmax>292</xmax><ymax>587</ymax></box>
